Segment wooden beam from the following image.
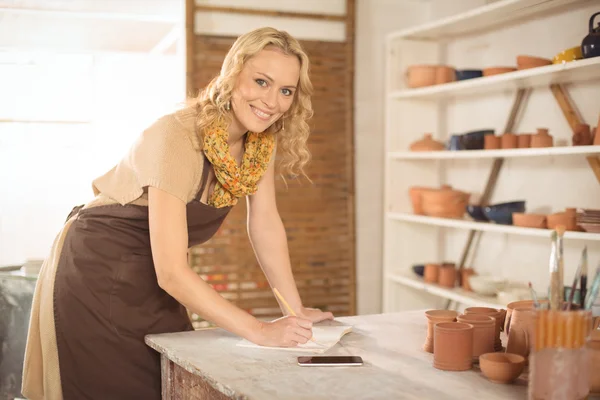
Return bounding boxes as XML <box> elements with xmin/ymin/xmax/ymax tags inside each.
<box><xmin>550</xmin><ymin>84</ymin><xmax>582</xmax><ymax>132</ymax></box>
<box><xmin>587</xmin><ymin>156</ymin><xmax>600</xmax><ymax>184</ymax></box>
<box><xmin>345</xmin><ymin>0</ymin><xmax>357</xmax><ymax>315</ymax></box>
<box><xmin>194</xmin><ymin>5</ymin><xmax>346</xmax><ymax>22</ymax></box>
<box><xmin>185</xmin><ymin>0</ymin><xmax>196</xmax><ymax>98</ymax></box>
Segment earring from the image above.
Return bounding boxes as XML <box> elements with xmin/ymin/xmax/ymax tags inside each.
<box><xmin>280</xmin><ymin>119</ymin><xmax>285</xmax><ymax>131</ymax></box>
<box><xmin>225</xmin><ymin>100</ymin><xmax>231</xmax><ymax>111</ymax></box>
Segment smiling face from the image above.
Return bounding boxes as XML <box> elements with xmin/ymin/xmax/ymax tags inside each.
<box><xmin>229</xmin><ymin>47</ymin><xmax>300</xmax><ymax>135</ymax></box>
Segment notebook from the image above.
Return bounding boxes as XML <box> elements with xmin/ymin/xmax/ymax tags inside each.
<box><xmin>237</xmin><ymin>325</ymin><xmax>352</xmax><ymax>353</ymax></box>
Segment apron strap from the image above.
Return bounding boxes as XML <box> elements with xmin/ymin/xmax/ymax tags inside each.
<box><xmin>194</xmin><ymin>156</ymin><xmax>211</xmax><ymax>202</ymax></box>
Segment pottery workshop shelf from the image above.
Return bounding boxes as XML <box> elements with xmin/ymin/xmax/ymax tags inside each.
<box><xmin>387</xmin><ymin>272</ymin><xmax>502</xmax><ymax>309</ymax></box>
<box><xmin>389</xmin><ymin>145</ymin><xmax>600</xmax><ymax>160</ymax></box>
<box><xmin>388</xmin><ymin>0</ymin><xmax>586</xmax><ymax>41</ymax></box>
<box><xmin>389</xmin><ymin>57</ymin><xmax>600</xmax><ymax>101</ymax></box>
<box><xmin>388</xmin><ymin>212</ymin><xmax>600</xmax><ymax>241</ymax></box>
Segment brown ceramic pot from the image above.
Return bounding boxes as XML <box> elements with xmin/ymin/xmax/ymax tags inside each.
<box><xmin>457</xmin><ymin>314</ymin><xmax>495</xmax><ymax>361</ymax></box>
<box><xmin>410</xmin><ymin>133</ymin><xmax>446</xmax><ymax>152</ymax></box>
<box><xmin>512</xmin><ymin>213</ymin><xmax>547</xmax><ymax>229</ymax></box>
<box><xmin>505</xmin><ymin>300</ymin><xmax>548</xmax><ymax>333</ymax></box>
<box><xmin>506</xmin><ymin>307</ymin><xmax>534</xmax><ymax>361</ymax></box>
<box><xmin>420</xmin><ymin>185</ymin><xmax>470</xmax><ymax>219</ymax></box>
<box><xmin>435</xmin><ymin>66</ymin><xmax>456</xmax><ymax>84</ymax></box>
<box><xmin>547</xmin><ymin>210</ymin><xmax>580</xmax><ymax>231</ymax></box>
<box><xmin>438</xmin><ymin>264</ymin><xmax>457</xmax><ymax>288</ymax></box>
<box><xmin>408</xmin><ymin>187</ymin><xmax>427</xmax><ymax>215</ymax></box>
<box><xmin>461</xmin><ymin>268</ymin><xmax>476</xmax><ymax>291</ymax></box>
<box><xmin>501</xmin><ymin>133</ymin><xmax>518</xmax><ymax>149</ymax></box>
<box><xmin>406</xmin><ymin>65</ymin><xmax>437</xmax><ymax>88</ymax></box>
<box><xmin>484</xmin><ymin>135</ymin><xmax>501</xmax><ymax>150</ymax></box>
<box><xmin>516</xmin><ymin>55</ymin><xmax>552</xmax><ymax>70</ymax></box>
<box><xmin>464</xmin><ymin>307</ymin><xmax>506</xmax><ymax>351</ymax></box>
<box><xmin>424</xmin><ymin>310</ymin><xmax>458</xmax><ymax>353</ymax></box>
<box><xmin>479</xmin><ymin>352</ymin><xmax>526</xmax><ymax>384</ymax></box>
<box><xmin>573</xmin><ymin>123</ymin><xmax>592</xmax><ymax>146</ymax></box>
<box><xmin>482</xmin><ymin>67</ymin><xmax>517</xmax><ymax>76</ymax></box>
<box><xmin>433</xmin><ymin>322</ymin><xmax>474</xmax><ymax>371</ymax></box>
<box><xmin>531</xmin><ymin>128</ymin><xmax>554</xmax><ymax>148</ymax></box>
<box><xmin>517</xmin><ymin>133</ymin><xmax>532</xmax><ymax>148</ymax></box>
<box><xmin>424</xmin><ymin>264</ymin><xmax>440</xmax><ymax>284</ymax></box>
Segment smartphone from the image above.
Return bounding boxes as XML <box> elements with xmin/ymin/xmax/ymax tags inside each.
<box><xmin>297</xmin><ymin>356</ymin><xmax>363</xmax><ymax>367</ymax></box>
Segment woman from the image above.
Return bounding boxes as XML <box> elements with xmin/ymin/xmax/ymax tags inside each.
<box><xmin>22</xmin><ymin>27</ymin><xmax>334</xmax><ymax>400</ymax></box>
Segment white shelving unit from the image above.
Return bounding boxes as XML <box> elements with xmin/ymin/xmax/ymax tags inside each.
<box><xmin>382</xmin><ymin>0</ymin><xmax>600</xmax><ymax>313</ymax></box>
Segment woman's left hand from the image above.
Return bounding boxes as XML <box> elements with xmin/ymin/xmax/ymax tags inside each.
<box><xmin>296</xmin><ymin>307</ymin><xmax>334</xmax><ymax>323</ymax></box>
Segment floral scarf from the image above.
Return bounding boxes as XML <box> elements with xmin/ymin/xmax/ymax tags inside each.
<box><xmin>203</xmin><ymin>118</ymin><xmax>275</xmax><ymax>208</ymax></box>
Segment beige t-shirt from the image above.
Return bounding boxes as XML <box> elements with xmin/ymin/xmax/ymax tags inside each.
<box><xmin>90</xmin><ymin>107</ymin><xmax>205</xmax><ymax>207</ymax></box>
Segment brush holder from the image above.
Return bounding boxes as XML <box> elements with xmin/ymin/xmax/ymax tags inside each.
<box><xmin>528</xmin><ymin>309</ymin><xmax>592</xmax><ymax>400</ymax></box>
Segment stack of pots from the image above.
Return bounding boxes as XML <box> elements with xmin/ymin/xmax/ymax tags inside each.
<box><xmin>423</xmin><ymin>310</ymin><xmax>458</xmax><ymax>353</ymax></box>
<box><xmin>457</xmin><ymin>314</ymin><xmax>496</xmax><ymax>361</ymax></box>
<box><xmin>423</xmin><ymin>263</ymin><xmax>457</xmax><ymax>288</ymax></box>
<box><xmin>464</xmin><ymin>307</ymin><xmax>506</xmax><ymax>351</ymax></box>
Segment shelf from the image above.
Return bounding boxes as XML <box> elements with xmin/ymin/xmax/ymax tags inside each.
<box><xmin>387</xmin><ymin>272</ymin><xmax>502</xmax><ymax>308</ymax></box>
<box><xmin>389</xmin><ymin>57</ymin><xmax>600</xmax><ymax>100</ymax></box>
<box><xmin>389</xmin><ymin>0</ymin><xmax>586</xmax><ymax>41</ymax></box>
<box><xmin>388</xmin><ymin>212</ymin><xmax>600</xmax><ymax>241</ymax></box>
<box><xmin>389</xmin><ymin>145</ymin><xmax>600</xmax><ymax>160</ymax></box>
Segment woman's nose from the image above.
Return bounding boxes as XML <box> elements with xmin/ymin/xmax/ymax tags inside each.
<box><xmin>261</xmin><ymin>88</ymin><xmax>278</xmax><ymax>110</ymax></box>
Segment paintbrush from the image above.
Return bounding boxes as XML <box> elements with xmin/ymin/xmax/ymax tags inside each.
<box><xmin>556</xmin><ymin>225</ymin><xmax>566</xmax><ymax>309</ymax></box>
<box><xmin>579</xmin><ymin>246</ymin><xmax>588</xmax><ymax>310</ymax></box>
<box><xmin>273</xmin><ymin>288</ymin><xmax>324</xmax><ymax>346</ymax></box>
<box><xmin>585</xmin><ymin>263</ymin><xmax>600</xmax><ymax>310</ymax></box>
<box><xmin>528</xmin><ymin>282</ymin><xmax>540</xmax><ymax>309</ymax></box>
<box><xmin>548</xmin><ymin>229</ymin><xmax>561</xmax><ymax>311</ymax></box>
<box><xmin>566</xmin><ymin>256</ymin><xmax>582</xmax><ymax>311</ymax></box>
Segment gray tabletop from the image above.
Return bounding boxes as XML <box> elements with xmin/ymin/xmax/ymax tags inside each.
<box><xmin>145</xmin><ymin>311</ymin><xmax>527</xmax><ymax>400</ymax></box>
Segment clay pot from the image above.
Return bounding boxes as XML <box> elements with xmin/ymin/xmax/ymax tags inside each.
<box><xmin>501</xmin><ymin>133</ymin><xmax>518</xmax><ymax>149</ymax></box>
<box><xmin>589</xmin><ymin>340</ymin><xmax>600</xmax><ymax>395</ymax></box>
<box><xmin>424</xmin><ymin>264</ymin><xmax>440</xmax><ymax>283</ymax></box>
<box><xmin>506</xmin><ymin>307</ymin><xmax>534</xmax><ymax>361</ymax></box>
<box><xmin>457</xmin><ymin>314</ymin><xmax>495</xmax><ymax>361</ymax></box>
<box><xmin>420</xmin><ymin>185</ymin><xmax>470</xmax><ymax>219</ymax></box>
<box><xmin>595</xmin><ymin>123</ymin><xmax>600</xmax><ymax>145</ymax></box>
<box><xmin>479</xmin><ymin>353</ymin><xmax>526</xmax><ymax>384</ymax></box>
<box><xmin>464</xmin><ymin>307</ymin><xmax>506</xmax><ymax>351</ymax></box>
<box><xmin>573</xmin><ymin>123</ymin><xmax>593</xmax><ymax>146</ymax></box>
<box><xmin>438</xmin><ymin>264</ymin><xmax>457</xmax><ymax>288</ymax></box>
<box><xmin>512</xmin><ymin>213</ymin><xmax>547</xmax><ymax>229</ymax></box>
<box><xmin>517</xmin><ymin>133</ymin><xmax>531</xmax><ymax>148</ymax></box>
<box><xmin>424</xmin><ymin>310</ymin><xmax>458</xmax><ymax>353</ymax></box>
<box><xmin>531</xmin><ymin>128</ymin><xmax>554</xmax><ymax>148</ymax></box>
<box><xmin>435</xmin><ymin>66</ymin><xmax>456</xmax><ymax>84</ymax></box>
<box><xmin>505</xmin><ymin>300</ymin><xmax>549</xmax><ymax>333</ymax></box>
<box><xmin>433</xmin><ymin>322</ymin><xmax>474</xmax><ymax>371</ymax></box>
<box><xmin>516</xmin><ymin>55</ymin><xmax>552</xmax><ymax>70</ymax></box>
<box><xmin>409</xmin><ymin>133</ymin><xmax>446</xmax><ymax>152</ymax></box>
<box><xmin>461</xmin><ymin>268</ymin><xmax>476</xmax><ymax>291</ymax></box>
<box><xmin>483</xmin><ymin>67</ymin><xmax>517</xmax><ymax>76</ymax></box>
<box><xmin>484</xmin><ymin>135</ymin><xmax>501</xmax><ymax>150</ymax></box>
<box><xmin>547</xmin><ymin>210</ymin><xmax>580</xmax><ymax>231</ymax></box>
<box><xmin>409</xmin><ymin>187</ymin><xmax>427</xmax><ymax>215</ymax></box>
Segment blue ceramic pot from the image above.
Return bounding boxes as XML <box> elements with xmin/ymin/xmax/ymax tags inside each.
<box><xmin>456</xmin><ymin>69</ymin><xmax>483</xmax><ymax>80</ymax></box>
<box><xmin>483</xmin><ymin>201</ymin><xmax>526</xmax><ymax>225</ymax></box>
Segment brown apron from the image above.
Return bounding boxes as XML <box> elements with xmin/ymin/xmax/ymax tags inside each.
<box><xmin>53</xmin><ymin>158</ymin><xmax>230</xmax><ymax>399</ymax></box>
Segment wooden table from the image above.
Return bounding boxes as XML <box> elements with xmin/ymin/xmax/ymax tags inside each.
<box><xmin>145</xmin><ymin>311</ymin><xmax>528</xmax><ymax>399</ymax></box>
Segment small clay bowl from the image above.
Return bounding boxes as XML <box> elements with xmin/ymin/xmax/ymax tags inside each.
<box><xmin>479</xmin><ymin>352</ymin><xmax>526</xmax><ymax>384</ymax></box>
<box><xmin>512</xmin><ymin>213</ymin><xmax>547</xmax><ymax>229</ymax></box>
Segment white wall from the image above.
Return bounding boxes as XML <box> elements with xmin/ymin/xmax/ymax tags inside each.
<box><xmin>354</xmin><ymin>0</ymin><xmax>431</xmax><ymax>314</ymax></box>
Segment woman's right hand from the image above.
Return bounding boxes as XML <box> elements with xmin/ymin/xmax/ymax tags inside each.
<box><xmin>254</xmin><ymin>316</ymin><xmax>313</xmax><ymax>347</ymax></box>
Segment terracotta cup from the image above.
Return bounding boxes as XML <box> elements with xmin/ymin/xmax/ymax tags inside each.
<box><xmin>464</xmin><ymin>307</ymin><xmax>506</xmax><ymax>351</ymax></box>
<box><xmin>424</xmin><ymin>310</ymin><xmax>458</xmax><ymax>353</ymax></box>
<box><xmin>457</xmin><ymin>314</ymin><xmax>495</xmax><ymax>361</ymax></box>
<box><xmin>438</xmin><ymin>264</ymin><xmax>457</xmax><ymax>288</ymax></box>
<box><xmin>501</xmin><ymin>133</ymin><xmax>518</xmax><ymax>149</ymax></box>
<box><xmin>572</xmin><ymin>123</ymin><xmax>592</xmax><ymax>146</ymax></box>
<box><xmin>424</xmin><ymin>264</ymin><xmax>440</xmax><ymax>283</ymax></box>
<box><xmin>461</xmin><ymin>268</ymin><xmax>476</xmax><ymax>291</ymax></box>
<box><xmin>433</xmin><ymin>322</ymin><xmax>474</xmax><ymax>371</ymax></box>
<box><xmin>505</xmin><ymin>299</ymin><xmax>549</xmax><ymax>334</ymax></box>
<box><xmin>506</xmin><ymin>307</ymin><xmax>534</xmax><ymax>361</ymax></box>
<box><xmin>484</xmin><ymin>135</ymin><xmax>501</xmax><ymax>150</ymax></box>
<box><xmin>531</xmin><ymin>128</ymin><xmax>553</xmax><ymax>148</ymax></box>
<box><xmin>517</xmin><ymin>133</ymin><xmax>531</xmax><ymax>148</ymax></box>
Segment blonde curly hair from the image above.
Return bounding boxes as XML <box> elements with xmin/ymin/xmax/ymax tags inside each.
<box><xmin>191</xmin><ymin>27</ymin><xmax>314</xmax><ymax>179</ymax></box>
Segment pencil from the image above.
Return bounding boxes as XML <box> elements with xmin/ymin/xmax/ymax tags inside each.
<box><xmin>273</xmin><ymin>288</ymin><xmax>321</xmax><ymax>345</ymax></box>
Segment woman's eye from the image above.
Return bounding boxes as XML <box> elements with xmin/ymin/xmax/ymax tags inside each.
<box><xmin>281</xmin><ymin>88</ymin><xmax>292</xmax><ymax>96</ymax></box>
<box><xmin>255</xmin><ymin>79</ymin><xmax>267</xmax><ymax>87</ymax></box>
